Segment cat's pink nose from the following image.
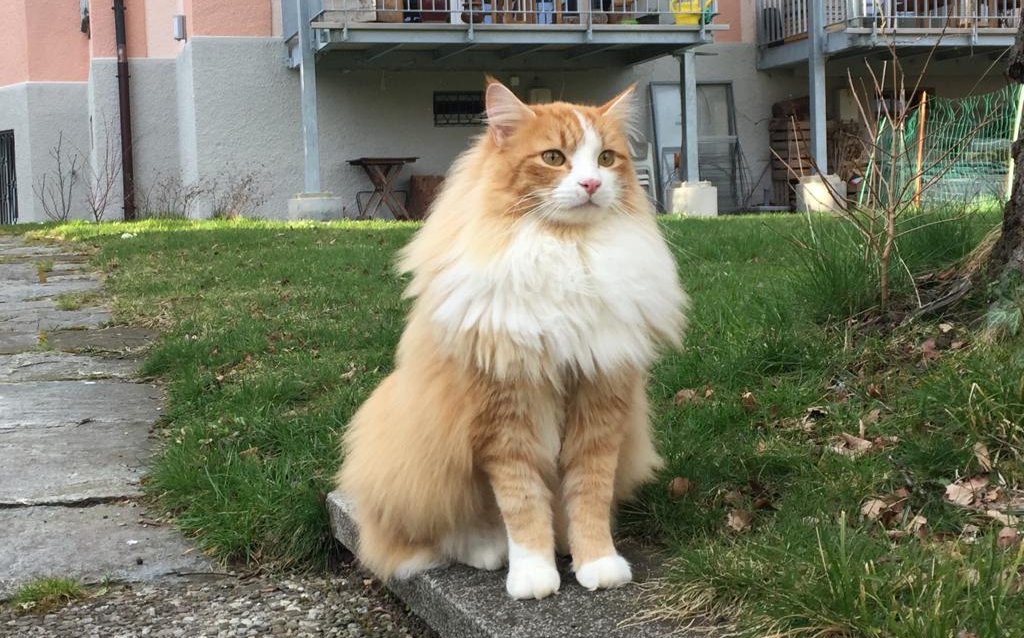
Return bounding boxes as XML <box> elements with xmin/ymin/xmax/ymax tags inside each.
<box><xmin>579</xmin><ymin>178</ymin><xmax>602</xmax><ymax>197</ymax></box>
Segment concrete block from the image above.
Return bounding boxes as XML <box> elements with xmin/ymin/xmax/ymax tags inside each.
<box><xmin>670</xmin><ymin>181</ymin><xmax>718</xmax><ymax>217</ymax></box>
<box><xmin>286</xmin><ymin>193</ymin><xmax>345</xmax><ymax>221</ymax></box>
<box><xmin>796</xmin><ymin>175</ymin><xmax>848</xmax><ymax>213</ymax></box>
<box><xmin>326</xmin><ymin>491</ymin><xmax>709</xmax><ymax>638</ymax></box>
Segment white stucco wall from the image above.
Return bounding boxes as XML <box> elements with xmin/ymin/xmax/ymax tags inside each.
<box><xmin>0</xmin><ymin>82</ymin><xmax>90</xmax><ymax>223</ymax></box>
<box><xmin>0</xmin><ymin>84</ymin><xmax>32</xmax><ymax>222</ymax></box>
<box><xmin>88</xmin><ymin>58</ymin><xmax>182</xmax><ymax>219</ymax></box>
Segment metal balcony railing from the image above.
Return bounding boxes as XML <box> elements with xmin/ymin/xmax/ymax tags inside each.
<box><xmin>757</xmin><ymin>0</ymin><xmax>1021</xmax><ymax>45</ymax></box>
<box><xmin>285</xmin><ymin>0</ymin><xmax>716</xmax><ymax>33</ymax></box>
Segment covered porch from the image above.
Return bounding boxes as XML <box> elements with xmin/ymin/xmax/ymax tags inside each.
<box><xmin>281</xmin><ymin>0</ymin><xmax>724</xmax><ymax>217</ymax></box>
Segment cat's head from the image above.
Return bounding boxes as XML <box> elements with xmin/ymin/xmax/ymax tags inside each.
<box><xmin>483</xmin><ymin>78</ymin><xmax>643</xmax><ymax>226</ymax></box>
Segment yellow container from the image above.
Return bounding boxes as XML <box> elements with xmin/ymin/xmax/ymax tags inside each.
<box><xmin>670</xmin><ymin>0</ymin><xmax>708</xmax><ymax>25</ymax></box>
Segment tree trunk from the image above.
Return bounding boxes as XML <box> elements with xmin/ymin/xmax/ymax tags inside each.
<box><xmin>990</xmin><ymin>25</ymin><xmax>1024</xmax><ymax>277</ymax></box>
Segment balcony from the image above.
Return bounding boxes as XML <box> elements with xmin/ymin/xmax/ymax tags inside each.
<box><xmin>756</xmin><ymin>0</ymin><xmax>1018</xmax><ymax>68</ymax></box>
<box><xmin>283</xmin><ymin>0</ymin><xmax>723</xmax><ymax>70</ymax></box>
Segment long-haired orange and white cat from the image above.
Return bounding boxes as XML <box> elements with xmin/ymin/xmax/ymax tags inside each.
<box><xmin>337</xmin><ymin>78</ymin><xmax>687</xmax><ymax>600</ymax></box>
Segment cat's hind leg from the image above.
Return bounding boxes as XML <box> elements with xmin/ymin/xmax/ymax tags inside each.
<box><xmin>442</xmin><ymin>522</ymin><xmax>508</xmax><ymax>571</ymax></box>
<box><xmin>355</xmin><ymin>510</ymin><xmax>447</xmax><ymax>579</ymax></box>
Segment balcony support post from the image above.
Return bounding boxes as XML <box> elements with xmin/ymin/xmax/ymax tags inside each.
<box><xmin>678</xmin><ymin>49</ymin><xmax>699</xmax><ymax>184</ymax></box>
<box><xmin>670</xmin><ymin>49</ymin><xmax>717</xmax><ymax>217</ymax></box>
<box><xmin>808</xmin><ymin>0</ymin><xmax>828</xmax><ymax>174</ymax></box>
<box><xmin>288</xmin><ymin>0</ymin><xmax>343</xmax><ymax>220</ymax></box>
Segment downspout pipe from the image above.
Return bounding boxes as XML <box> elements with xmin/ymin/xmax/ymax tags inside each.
<box><xmin>113</xmin><ymin>0</ymin><xmax>136</xmax><ymax>220</ymax></box>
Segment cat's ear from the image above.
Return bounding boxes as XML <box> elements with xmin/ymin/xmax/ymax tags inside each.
<box><xmin>485</xmin><ymin>78</ymin><xmax>534</xmax><ymax>146</ymax></box>
<box><xmin>599</xmin><ymin>84</ymin><xmax>640</xmax><ymax>134</ymax></box>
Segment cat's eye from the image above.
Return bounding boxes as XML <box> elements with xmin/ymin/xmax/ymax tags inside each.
<box><xmin>598</xmin><ymin>150</ymin><xmax>616</xmax><ymax>167</ymax></box>
<box><xmin>541</xmin><ymin>150</ymin><xmax>566</xmax><ymax>166</ymax></box>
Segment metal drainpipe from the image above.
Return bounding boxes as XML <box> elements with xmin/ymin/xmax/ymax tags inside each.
<box><xmin>113</xmin><ymin>0</ymin><xmax>136</xmax><ymax>220</ymax></box>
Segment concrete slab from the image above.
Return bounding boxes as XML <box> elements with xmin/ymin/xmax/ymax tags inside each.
<box><xmin>0</xmin><ymin>262</ymin><xmax>87</xmax><ymax>283</ymax></box>
<box><xmin>0</xmin><ymin>245</ymin><xmax>65</xmax><ymax>258</ymax></box>
<box><xmin>0</xmin><ymin>331</ymin><xmax>40</xmax><ymax>355</ymax></box>
<box><xmin>2</xmin><ymin>307</ymin><xmax>111</xmax><ymax>332</ymax></box>
<box><xmin>48</xmin><ymin>327</ymin><xmax>158</xmax><ymax>354</ymax></box>
<box><xmin>0</xmin><ymin>279</ymin><xmax>101</xmax><ymax>304</ymax></box>
<box><xmin>0</xmin><ymin>352</ymin><xmax>138</xmax><ymax>382</ymax></box>
<box><xmin>327</xmin><ymin>492</ymin><xmax>705</xmax><ymax>638</ymax></box>
<box><xmin>0</xmin><ymin>504</ymin><xmax>215</xmax><ymax>598</ymax></box>
<box><xmin>0</xmin><ymin>380</ymin><xmax>161</xmax><ymax>430</ymax></box>
<box><xmin>0</xmin><ymin>419</ymin><xmax>155</xmax><ymax>505</ymax></box>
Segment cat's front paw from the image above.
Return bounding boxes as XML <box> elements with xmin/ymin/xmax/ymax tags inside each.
<box><xmin>575</xmin><ymin>554</ymin><xmax>632</xmax><ymax>591</ymax></box>
<box><xmin>506</xmin><ymin>557</ymin><xmax>561</xmax><ymax>600</ymax></box>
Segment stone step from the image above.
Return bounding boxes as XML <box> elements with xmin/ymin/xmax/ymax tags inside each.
<box><xmin>327</xmin><ymin>491</ymin><xmax>704</xmax><ymax>638</ymax></box>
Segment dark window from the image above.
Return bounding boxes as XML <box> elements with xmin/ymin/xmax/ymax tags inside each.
<box><xmin>0</xmin><ymin>130</ymin><xmax>17</xmax><ymax>224</ymax></box>
<box><xmin>433</xmin><ymin>91</ymin><xmax>485</xmax><ymax>127</ymax></box>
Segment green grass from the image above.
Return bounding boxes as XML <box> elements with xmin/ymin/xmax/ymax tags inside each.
<box><xmin>38</xmin><ymin>212</ymin><xmax>1023</xmax><ymax>637</ymax></box>
<box><xmin>10</xmin><ymin>578</ymin><xmax>84</xmax><ymax>613</ymax></box>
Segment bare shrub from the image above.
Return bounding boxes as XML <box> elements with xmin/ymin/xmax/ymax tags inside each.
<box><xmin>139</xmin><ymin>173</ymin><xmax>215</xmax><ymax>219</ymax></box>
<box><xmin>211</xmin><ymin>169</ymin><xmax>268</xmax><ymax>219</ymax></box>
<box><xmin>82</xmin><ymin>115</ymin><xmax>122</xmax><ymax>223</ymax></box>
<box><xmin>32</xmin><ymin>133</ymin><xmax>81</xmax><ymax>222</ymax></box>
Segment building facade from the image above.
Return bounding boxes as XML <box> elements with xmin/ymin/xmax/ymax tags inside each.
<box><xmin>0</xmin><ymin>0</ymin><xmax>1016</xmax><ymax>223</ymax></box>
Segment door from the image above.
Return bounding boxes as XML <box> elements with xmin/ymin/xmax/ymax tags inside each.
<box><xmin>649</xmin><ymin>82</ymin><xmax>742</xmax><ymax>212</ymax></box>
<box><xmin>0</xmin><ymin>130</ymin><xmax>16</xmax><ymax>224</ymax></box>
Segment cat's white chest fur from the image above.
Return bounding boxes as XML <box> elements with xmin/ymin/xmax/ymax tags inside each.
<box><xmin>430</xmin><ymin>215</ymin><xmax>685</xmax><ymax>380</ymax></box>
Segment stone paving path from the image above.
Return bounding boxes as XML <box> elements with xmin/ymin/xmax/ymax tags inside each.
<box><xmin>0</xmin><ymin>236</ymin><xmax>210</xmax><ymax>597</ymax></box>
<box><xmin>0</xmin><ymin>236</ymin><xmax>434</xmax><ymax>637</ymax></box>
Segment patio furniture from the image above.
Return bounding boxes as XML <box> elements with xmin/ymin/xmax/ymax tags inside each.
<box><xmin>349</xmin><ymin>157</ymin><xmax>418</xmax><ymax>219</ymax></box>
<box><xmin>629</xmin><ymin>137</ymin><xmax>657</xmax><ymax>201</ymax></box>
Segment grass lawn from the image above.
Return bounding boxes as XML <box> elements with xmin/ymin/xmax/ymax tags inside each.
<box><xmin>30</xmin><ymin>212</ymin><xmax>1024</xmax><ymax>637</ymax></box>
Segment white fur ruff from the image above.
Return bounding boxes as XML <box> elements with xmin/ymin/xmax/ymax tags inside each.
<box><xmin>427</xmin><ymin>214</ymin><xmax>686</xmax><ymax>381</ymax></box>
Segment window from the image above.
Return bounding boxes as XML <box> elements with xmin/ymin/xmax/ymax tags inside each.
<box><xmin>433</xmin><ymin>91</ymin><xmax>485</xmax><ymax>127</ymax></box>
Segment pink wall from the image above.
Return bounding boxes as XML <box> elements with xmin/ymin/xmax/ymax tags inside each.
<box><xmin>25</xmin><ymin>0</ymin><xmax>90</xmax><ymax>80</ymax></box>
<box><xmin>0</xmin><ymin>2</ymin><xmax>30</xmax><ymax>86</ymax></box>
<box><xmin>89</xmin><ymin>1</ymin><xmax>150</xmax><ymax>59</ymax></box>
<box><xmin>714</xmin><ymin>1</ymin><xmax>744</xmax><ymax>43</ymax></box>
<box><xmin>0</xmin><ymin>0</ymin><xmax>90</xmax><ymax>86</ymax></box>
<box><xmin>190</xmin><ymin>0</ymin><xmax>273</xmax><ymax>37</ymax></box>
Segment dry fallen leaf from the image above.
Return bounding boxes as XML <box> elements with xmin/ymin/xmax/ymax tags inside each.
<box><xmin>755</xmin><ymin>440</ymin><xmax>767</xmax><ymax>454</ymax></box>
<box><xmin>973</xmin><ymin>442</ymin><xmax>992</xmax><ymax>472</ymax></box>
<box><xmin>906</xmin><ymin>515</ymin><xmax>928</xmax><ymax>537</ymax></box>
<box><xmin>726</xmin><ymin>509</ymin><xmax>753</xmax><ymax>533</ymax></box>
<box><xmin>723</xmin><ymin>489</ymin><xmax>745</xmax><ymax>507</ymax></box>
<box><xmin>957</xmin><ymin>630</ymin><xmax>980</xmax><ymax>638</ymax></box>
<box><xmin>740</xmin><ymin>390</ymin><xmax>758</xmax><ymax>414</ymax></box>
<box><xmin>674</xmin><ymin>389</ymin><xmax>699</xmax><ymax>406</ymax></box>
<box><xmin>939</xmin><ymin>322</ymin><xmax>955</xmax><ymax>334</ymax></box>
<box><xmin>987</xmin><ymin>510</ymin><xmax>1022</xmax><ymax>527</ymax></box>
<box><xmin>668</xmin><ymin>477</ymin><xmax>692</xmax><ymax>499</ymax></box>
<box><xmin>861</xmin><ymin>498</ymin><xmax>889</xmax><ymax>521</ymax></box>
<box><xmin>997</xmin><ymin>527</ymin><xmax>1020</xmax><ymax>550</ymax></box>
<box><xmin>867</xmin><ymin>383</ymin><xmax>883</xmax><ymax>399</ymax></box>
<box><xmin>862</xmin><ymin>408</ymin><xmax>882</xmax><ymax>425</ymax></box>
<box><xmin>921</xmin><ymin>338</ymin><xmax>940</xmax><ymax>363</ymax></box>
<box><xmin>831</xmin><ymin>432</ymin><xmax>873</xmax><ymax>457</ymax></box>
<box><xmin>945</xmin><ymin>483</ymin><xmax>976</xmax><ymax>507</ymax></box>
<box><xmin>703</xmin><ymin>384</ymin><xmax>716</xmax><ymax>400</ymax></box>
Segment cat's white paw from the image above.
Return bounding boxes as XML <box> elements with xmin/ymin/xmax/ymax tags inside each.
<box><xmin>575</xmin><ymin>554</ymin><xmax>632</xmax><ymax>591</ymax></box>
<box><xmin>506</xmin><ymin>556</ymin><xmax>560</xmax><ymax>600</ymax></box>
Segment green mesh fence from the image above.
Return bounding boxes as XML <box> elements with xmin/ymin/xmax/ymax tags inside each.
<box><xmin>860</xmin><ymin>84</ymin><xmax>1024</xmax><ymax>208</ymax></box>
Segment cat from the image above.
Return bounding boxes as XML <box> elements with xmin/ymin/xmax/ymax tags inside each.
<box><xmin>336</xmin><ymin>78</ymin><xmax>687</xmax><ymax>600</ymax></box>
